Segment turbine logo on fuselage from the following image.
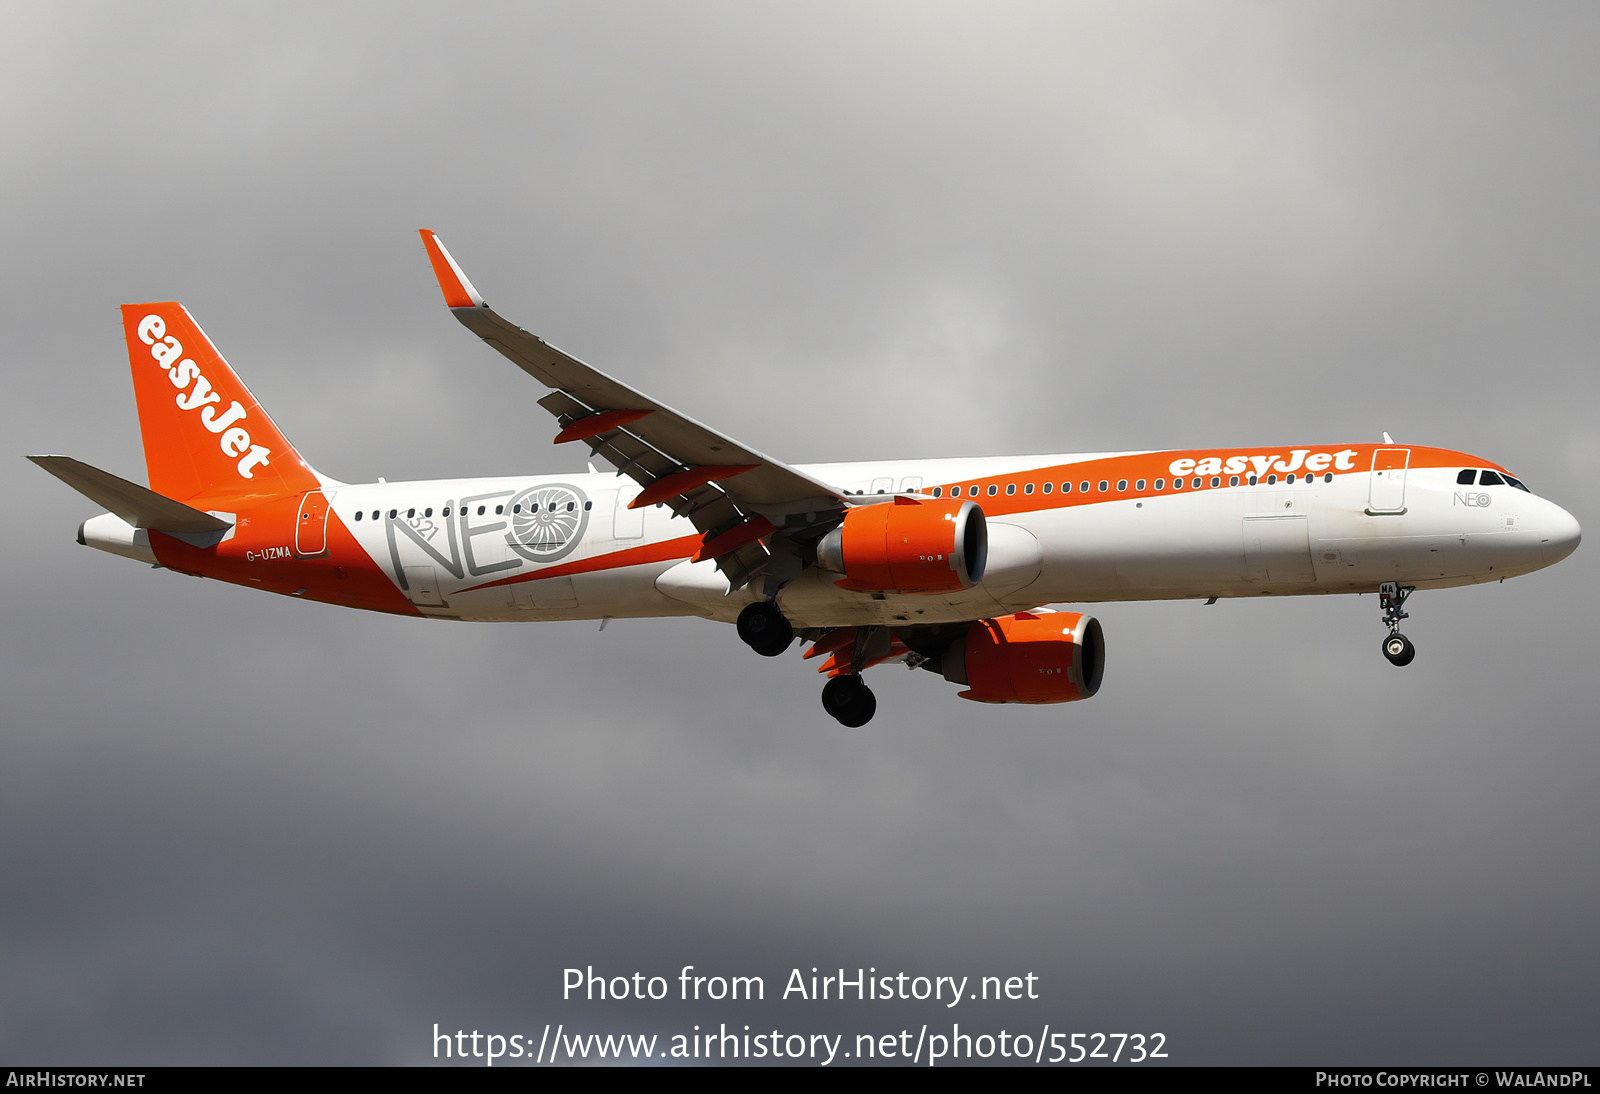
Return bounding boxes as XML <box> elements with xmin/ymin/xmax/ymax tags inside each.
<box><xmin>505</xmin><ymin>483</ymin><xmax>589</xmax><ymax>563</ymax></box>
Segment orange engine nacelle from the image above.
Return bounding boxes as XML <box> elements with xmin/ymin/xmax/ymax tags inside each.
<box><xmin>816</xmin><ymin>496</ymin><xmax>987</xmax><ymax>594</ymax></box>
<box><xmin>943</xmin><ymin>611</ymin><xmax>1105</xmax><ymax>704</ymax></box>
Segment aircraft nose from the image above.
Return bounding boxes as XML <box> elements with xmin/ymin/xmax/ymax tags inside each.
<box><xmin>1541</xmin><ymin>503</ymin><xmax>1581</xmax><ymax>566</ymax></box>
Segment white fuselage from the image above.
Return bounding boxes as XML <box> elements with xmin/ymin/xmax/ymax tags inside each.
<box><xmin>322</xmin><ymin>452</ymin><xmax>1580</xmax><ymax>627</ymax></box>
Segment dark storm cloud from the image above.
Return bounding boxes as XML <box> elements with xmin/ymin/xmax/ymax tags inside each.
<box><xmin>2</xmin><ymin>1</ymin><xmax>1597</xmax><ymax>1065</ymax></box>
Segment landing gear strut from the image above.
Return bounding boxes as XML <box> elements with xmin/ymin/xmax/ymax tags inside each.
<box><xmin>817</xmin><ymin>625</ymin><xmax>884</xmax><ymax>726</ymax></box>
<box><xmin>1379</xmin><ymin>581</ymin><xmax>1416</xmax><ymax>667</ymax></box>
<box><xmin>736</xmin><ymin>601</ymin><xmax>793</xmax><ymax>657</ymax></box>
<box><xmin>821</xmin><ymin>673</ymin><xmax>877</xmax><ymax>727</ymax></box>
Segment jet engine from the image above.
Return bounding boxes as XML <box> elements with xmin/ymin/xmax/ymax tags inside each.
<box><xmin>816</xmin><ymin>496</ymin><xmax>987</xmax><ymax>594</ymax></box>
<box><xmin>941</xmin><ymin>611</ymin><xmax>1105</xmax><ymax>704</ymax></box>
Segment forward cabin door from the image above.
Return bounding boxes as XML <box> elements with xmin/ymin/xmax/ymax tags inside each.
<box><xmin>295</xmin><ymin>490</ymin><xmax>329</xmax><ymax>556</ymax></box>
<box><xmin>1367</xmin><ymin>448</ymin><xmax>1410</xmax><ymax>514</ymax></box>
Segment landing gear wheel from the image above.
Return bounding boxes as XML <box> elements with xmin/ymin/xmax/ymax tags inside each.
<box><xmin>736</xmin><ymin>602</ymin><xmax>793</xmax><ymax>657</ymax></box>
<box><xmin>821</xmin><ymin>674</ymin><xmax>877</xmax><ymax>727</ymax></box>
<box><xmin>1377</xmin><ymin>582</ymin><xmax>1417</xmax><ymax>666</ymax></box>
<box><xmin>1382</xmin><ymin>633</ymin><xmax>1416</xmax><ymax>667</ymax></box>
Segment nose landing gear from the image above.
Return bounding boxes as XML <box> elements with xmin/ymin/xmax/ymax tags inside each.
<box><xmin>1379</xmin><ymin>582</ymin><xmax>1416</xmax><ymax>666</ymax></box>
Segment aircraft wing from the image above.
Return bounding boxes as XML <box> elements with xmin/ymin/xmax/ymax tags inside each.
<box><xmin>419</xmin><ymin>230</ymin><xmax>851</xmax><ymax>591</ymax></box>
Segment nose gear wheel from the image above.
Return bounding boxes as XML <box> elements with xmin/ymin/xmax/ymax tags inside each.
<box><xmin>1382</xmin><ymin>632</ymin><xmax>1416</xmax><ymax>666</ymax></box>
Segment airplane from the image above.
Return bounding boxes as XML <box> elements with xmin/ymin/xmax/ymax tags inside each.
<box><xmin>30</xmin><ymin>230</ymin><xmax>1583</xmax><ymax>727</ymax></box>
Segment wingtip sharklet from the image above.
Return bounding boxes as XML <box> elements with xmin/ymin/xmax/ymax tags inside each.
<box><xmin>418</xmin><ymin>229</ymin><xmax>485</xmax><ymax>309</ymax></box>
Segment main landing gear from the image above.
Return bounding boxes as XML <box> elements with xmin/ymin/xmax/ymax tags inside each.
<box><xmin>738</xmin><ymin>606</ymin><xmax>881</xmax><ymax>726</ymax></box>
<box><xmin>1379</xmin><ymin>581</ymin><xmax>1416</xmax><ymax>667</ymax></box>
<box><xmin>737</xmin><ymin>601</ymin><xmax>793</xmax><ymax>657</ymax></box>
<box><xmin>821</xmin><ymin>672</ymin><xmax>877</xmax><ymax>728</ymax></box>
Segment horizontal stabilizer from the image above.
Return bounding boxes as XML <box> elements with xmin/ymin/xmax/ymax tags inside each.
<box><xmin>28</xmin><ymin>455</ymin><xmax>233</xmax><ymax>533</ymax></box>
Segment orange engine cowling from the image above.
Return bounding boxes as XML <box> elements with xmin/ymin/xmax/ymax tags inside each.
<box><xmin>943</xmin><ymin>611</ymin><xmax>1105</xmax><ymax>704</ymax></box>
<box><xmin>816</xmin><ymin>496</ymin><xmax>987</xmax><ymax>594</ymax></box>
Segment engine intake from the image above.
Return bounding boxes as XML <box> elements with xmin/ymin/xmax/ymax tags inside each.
<box><xmin>816</xmin><ymin>496</ymin><xmax>986</xmax><ymax>594</ymax></box>
<box><xmin>942</xmin><ymin>611</ymin><xmax>1105</xmax><ymax>704</ymax></box>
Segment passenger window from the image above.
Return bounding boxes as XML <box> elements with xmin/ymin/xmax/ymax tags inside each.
<box><xmin>407</xmin><ymin>508</ymin><xmax>416</xmax><ymax>519</ymax></box>
<box><xmin>495</xmin><ymin>505</ymin><xmax>503</xmax><ymax>515</ymax></box>
<box><xmin>932</xmin><ymin>487</ymin><xmax>942</xmax><ymax>497</ymax></box>
<box><xmin>1229</xmin><ymin>475</ymin><xmax>1239</xmax><ymax>486</ymax></box>
<box><xmin>1006</xmin><ymin>483</ymin><xmax>1016</xmax><ymax>495</ymax></box>
<box><xmin>1024</xmin><ymin>483</ymin><xmax>1034</xmax><ymax>495</ymax></box>
<box><xmin>1266</xmin><ymin>475</ymin><xmax>1277</xmax><ymax>485</ymax></box>
<box><xmin>477</xmin><ymin>506</ymin><xmax>486</xmax><ymax>516</ymax></box>
<box><xmin>1080</xmin><ymin>482</ymin><xmax>1090</xmax><ymax>493</ymax></box>
<box><xmin>1210</xmin><ymin>476</ymin><xmax>1220</xmax><ymax>488</ymax></box>
<box><xmin>513</xmin><ymin>504</ymin><xmax>522</xmax><ymax>513</ymax></box>
<box><xmin>988</xmin><ymin>484</ymin><xmax>998</xmax><ymax>496</ymax></box>
<box><xmin>1154</xmin><ymin>478</ymin><xmax>1165</xmax><ymax>490</ymax></box>
<box><xmin>1192</xmin><ymin>478</ymin><xmax>1202</xmax><ymax>489</ymax></box>
<box><xmin>1098</xmin><ymin>480</ymin><xmax>1109</xmax><ymax>492</ymax></box>
<box><xmin>1043</xmin><ymin>482</ymin><xmax>1052</xmax><ymax>493</ymax></box>
<box><xmin>1248</xmin><ymin>475</ymin><xmax>1257</xmax><ymax>486</ymax></box>
<box><xmin>584</xmin><ymin>501</ymin><xmax>593</xmax><ymax>510</ymax></box>
<box><xmin>1286</xmin><ymin>474</ymin><xmax>1296</xmax><ymax>484</ymax></box>
<box><xmin>1173</xmin><ymin>478</ymin><xmax>1183</xmax><ymax>490</ymax></box>
<box><xmin>354</xmin><ymin>511</ymin><xmax>362</xmax><ymax>521</ymax></box>
<box><xmin>1117</xmin><ymin>479</ymin><xmax>1128</xmax><ymax>491</ymax></box>
<box><xmin>1061</xmin><ymin>482</ymin><xmax>1072</xmax><ymax>493</ymax></box>
<box><xmin>1479</xmin><ymin>471</ymin><xmax>1505</xmax><ymax>486</ymax></box>
<box><xmin>388</xmin><ymin>509</ymin><xmax>397</xmax><ymax>519</ymax></box>
<box><xmin>1457</xmin><ymin>469</ymin><xmax>1477</xmax><ymax>485</ymax></box>
<box><xmin>442</xmin><ymin>507</ymin><xmax>451</xmax><ymax>517</ymax></box>
<box><xmin>1136</xmin><ymin>479</ymin><xmax>1146</xmax><ymax>491</ymax></box>
<box><xmin>566</xmin><ymin>502</ymin><xmax>575</xmax><ymax>511</ymax></box>
<box><xmin>425</xmin><ymin>507</ymin><xmax>433</xmax><ymax>517</ymax></box>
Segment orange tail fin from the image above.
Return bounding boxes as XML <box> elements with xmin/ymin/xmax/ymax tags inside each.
<box><xmin>121</xmin><ymin>303</ymin><xmax>319</xmax><ymax>504</ymax></box>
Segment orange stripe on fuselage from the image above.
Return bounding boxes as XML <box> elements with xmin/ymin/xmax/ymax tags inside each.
<box><xmin>463</xmin><ymin>534</ymin><xmax>702</xmax><ymax>593</ymax></box>
<box><xmin>149</xmin><ymin>500</ymin><xmax>421</xmax><ymax>616</ymax></box>
<box><xmin>919</xmin><ymin>444</ymin><xmax>1499</xmax><ymax>520</ymax></box>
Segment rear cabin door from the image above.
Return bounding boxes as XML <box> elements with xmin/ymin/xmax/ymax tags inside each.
<box><xmin>1368</xmin><ymin>448</ymin><xmax>1410</xmax><ymax>514</ymax></box>
<box><xmin>295</xmin><ymin>490</ymin><xmax>329</xmax><ymax>556</ymax></box>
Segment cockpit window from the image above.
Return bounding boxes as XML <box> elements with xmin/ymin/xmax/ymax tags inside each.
<box><xmin>1503</xmin><ymin>475</ymin><xmax>1530</xmax><ymax>493</ymax></box>
<box><xmin>1457</xmin><ymin>469</ymin><xmax>1476</xmax><ymax>485</ymax></box>
<box><xmin>1479</xmin><ymin>471</ymin><xmax>1505</xmax><ymax>486</ymax></box>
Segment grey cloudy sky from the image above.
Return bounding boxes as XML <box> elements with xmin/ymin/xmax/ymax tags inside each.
<box><xmin>2</xmin><ymin>1</ymin><xmax>1597</xmax><ymax>1065</ymax></box>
